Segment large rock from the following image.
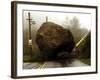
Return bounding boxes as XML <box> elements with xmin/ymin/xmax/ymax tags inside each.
<box><xmin>36</xmin><ymin>22</ymin><xmax>75</xmax><ymax>61</ymax></box>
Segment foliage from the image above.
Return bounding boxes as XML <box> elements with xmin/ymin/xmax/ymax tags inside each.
<box><xmin>79</xmin><ymin>58</ymin><xmax>91</xmax><ymax>65</ymax></box>
<box><xmin>80</xmin><ymin>32</ymin><xmax>91</xmax><ymax>58</ymax></box>
<box><xmin>23</xmin><ymin>55</ymin><xmax>32</xmax><ymax>62</ymax></box>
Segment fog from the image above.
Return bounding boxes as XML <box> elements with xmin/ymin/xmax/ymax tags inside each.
<box><xmin>23</xmin><ymin>10</ymin><xmax>91</xmax><ymax>61</ymax></box>
<box><xmin>23</xmin><ymin>10</ymin><xmax>91</xmax><ymax>31</ymax></box>
<box><xmin>23</xmin><ymin>10</ymin><xmax>91</xmax><ymax>49</ymax></box>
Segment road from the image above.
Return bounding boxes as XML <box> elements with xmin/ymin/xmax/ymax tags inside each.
<box><xmin>23</xmin><ymin>59</ymin><xmax>88</xmax><ymax>69</ymax></box>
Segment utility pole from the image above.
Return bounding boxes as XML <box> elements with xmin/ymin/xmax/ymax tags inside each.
<box><xmin>46</xmin><ymin>16</ymin><xmax>48</xmax><ymax>22</ymax></box>
<box><xmin>26</xmin><ymin>12</ymin><xmax>36</xmax><ymax>58</ymax></box>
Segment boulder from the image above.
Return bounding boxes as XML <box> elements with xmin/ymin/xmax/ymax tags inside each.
<box><xmin>36</xmin><ymin>22</ymin><xmax>75</xmax><ymax>60</ymax></box>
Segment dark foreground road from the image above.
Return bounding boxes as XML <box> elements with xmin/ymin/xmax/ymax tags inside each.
<box><xmin>23</xmin><ymin>59</ymin><xmax>88</xmax><ymax>69</ymax></box>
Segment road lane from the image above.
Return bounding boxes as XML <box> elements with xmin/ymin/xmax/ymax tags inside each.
<box><xmin>23</xmin><ymin>59</ymin><xmax>88</xmax><ymax>69</ymax></box>
<box><xmin>67</xmin><ymin>59</ymin><xmax>88</xmax><ymax>67</ymax></box>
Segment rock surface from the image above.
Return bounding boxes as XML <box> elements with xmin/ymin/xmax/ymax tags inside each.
<box><xmin>36</xmin><ymin>22</ymin><xmax>75</xmax><ymax>60</ymax></box>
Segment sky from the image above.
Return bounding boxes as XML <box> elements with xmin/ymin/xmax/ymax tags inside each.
<box><xmin>23</xmin><ymin>10</ymin><xmax>91</xmax><ymax>31</ymax></box>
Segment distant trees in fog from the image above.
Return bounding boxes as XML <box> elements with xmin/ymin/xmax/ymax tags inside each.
<box><xmin>63</xmin><ymin>16</ymin><xmax>89</xmax><ymax>44</ymax></box>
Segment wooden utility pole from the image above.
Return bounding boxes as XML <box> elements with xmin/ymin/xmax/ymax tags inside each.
<box><xmin>46</xmin><ymin>16</ymin><xmax>48</xmax><ymax>22</ymax></box>
<box><xmin>28</xmin><ymin>12</ymin><xmax>32</xmax><ymax>39</ymax></box>
<box><xmin>26</xmin><ymin>12</ymin><xmax>35</xmax><ymax>58</ymax></box>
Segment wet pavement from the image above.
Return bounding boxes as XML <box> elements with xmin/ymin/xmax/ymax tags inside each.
<box><xmin>23</xmin><ymin>59</ymin><xmax>88</xmax><ymax>69</ymax></box>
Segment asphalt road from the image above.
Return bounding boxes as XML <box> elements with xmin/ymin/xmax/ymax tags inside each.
<box><xmin>23</xmin><ymin>59</ymin><xmax>88</xmax><ymax>69</ymax></box>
